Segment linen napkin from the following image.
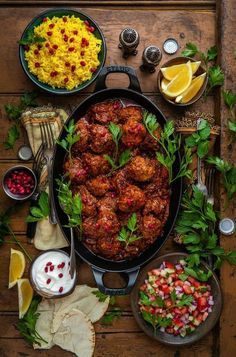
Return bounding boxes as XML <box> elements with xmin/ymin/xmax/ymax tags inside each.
<box><xmin>21</xmin><ymin>106</ymin><xmax>69</xmax><ymax>250</ymax></box>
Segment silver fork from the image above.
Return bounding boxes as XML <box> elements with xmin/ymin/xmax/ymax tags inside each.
<box><xmin>196</xmin><ymin>119</ymin><xmax>208</xmax><ymax>196</ymax></box>
<box><xmin>40</xmin><ymin>122</ymin><xmax>57</xmax><ymax>225</ymax></box>
<box><xmin>205</xmin><ymin>167</ymin><xmax>215</xmax><ymax>205</ymax></box>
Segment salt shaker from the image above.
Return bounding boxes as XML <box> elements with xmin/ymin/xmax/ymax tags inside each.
<box><xmin>118</xmin><ymin>28</ymin><xmax>140</xmax><ymax>59</ymax></box>
<box><xmin>140</xmin><ymin>46</ymin><xmax>162</xmax><ymax>73</ymax></box>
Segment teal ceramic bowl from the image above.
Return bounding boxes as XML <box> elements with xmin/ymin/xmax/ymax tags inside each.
<box><xmin>19</xmin><ymin>8</ymin><xmax>107</xmax><ymax>95</ymax></box>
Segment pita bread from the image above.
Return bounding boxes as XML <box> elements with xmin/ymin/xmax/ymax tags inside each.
<box><xmin>34</xmin><ymin>299</ymin><xmax>55</xmax><ymax>349</ymax></box>
<box><xmin>52</xmin><ymin>285</ymin><xmax>109</xmax><ymax>332</ymax></box>
<box><xmin>53</xmin><ymin>309</ymin><xmax>95</xmax><ymax>357</ymax></box>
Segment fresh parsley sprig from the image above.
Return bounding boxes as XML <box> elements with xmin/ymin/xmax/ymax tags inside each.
<box><xmin>222</xmin><ymin>90</ymin><xmax>236</xmax><ymax>139</ymax></box>
<box><xmin>206</xmin><ymin>65</ymin><xmax>225</xmax><ymax>96</ymax></box>
<box><xmin>101</xmin><ymin>307</ymin><xmax>122</xmax><ymax>325</ymax></box>
<box><xmin>108</xmin><ymin>122</ymin><xmax>122</xmax><ymax>161</ymax></box>
<box><xmin>26</xmin><ymin>191</ymin><xmax>49</xmax><ymax>223</ymax></box>
<box><xmin>206</xmin><ymin>156</ymin><xmax>236</xmax><ymax>200</ymax></box>
<box><xmin>17</xmin><ymin>296</ymin><xmax>47</xmax><ymax>346</ymax></box>
<box><xmin>117</xmin><ymin>213</ymin><xmax>141</xmax><ymax>247</ymax></box>
<box><xmin>56</xmin><ymin>178</ymin><xmax>83</xmax><ymax>238</ymax></box>
<box><xmin>57</xmin><ymin>119</ymin><xmax>80</xmax><ymax>161</ymax></box>
<box><xmin>141</xmin><ymin>311</ymin><xmax>172</xmax><ymax>334</ymax></box>
<box><xmin>4</xmin><ymin>92</ymin><xmax>38</xmax><ymax>149</ymax></box>
<box><xmin>104</xmin><ymin>148</ymin><xmax>131</xmax><ymax>174</ymax></box>
<box><xmin>92</xmin><ymin>290</ymin><xmax>116</xmax><ymax>305</ymax></box>
<box><xmin>185</xmin><ymin>118</ymin><xmax>211</xmax><ymax>158</ymax></box>
<box><xmin>143</xmin><ymin>113</ymin><xmax>192</xmax><ymax>183</ymax></box>
<box><xmin>19</xmin><ymin>30</ymin><xmax>46</xmax><ymax>46</ymax></box>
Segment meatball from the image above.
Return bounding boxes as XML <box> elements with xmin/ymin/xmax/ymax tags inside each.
<box><xmin>141</xmin><ymin>127</ymin><xmax>162</xmax><ymax>151</ymax></box>
<box><xmin>72</xmin><ymin>118</ymin><xmax>90</xmax><ymax>153</ymax></box>
<box><xmin>97</xmin><ymin>192</ymin><xmax>118</xmax><ymax>211</ymax></box>
<box><xmin>145</xmin><ymin>164</ymin><xmax>169</xmax><ymax>198</ymax></box>
<box><xmin>143</xmin><ymin>197</ymin><xmax>169</xmax><ymax>221</ymax></box>
<box><xmin>83</xmin><ymin>217</ymin><xmax>98</xmax><ymax>239</ymax></box>
<box><xmin>97</xmin><ymin>235</ymin><xmax>122</xmax><ymax>258</ymax></box>
<box><xmin>90</xmin><ymin>124</ymin><xmax>114</xmax><ymax>153</ymax></box>
<box><xmin>63</xmin><ymin>157</ymin><xmax>87</xmax><ymax>184</ymax></box>
<box><xmin>86</xmin><ymin>175</ymin><xmax>111</xmax><ymax>197</ymax></box>
<box><xmin>96</xmin><ymin>208</ymin><xmax>120</xmax><ymax>237</ymax></box>
<box><xmin>82</xmin><ymin>153</ymin><xmax>110</xmax><ymax>176</ymax></box>
<box><xmin>127</xmin><ymin>156</ymin><xmax>156</xmax><ymax>182</ymax></box>
<box><xmin>140</xmin><ymin>215</ymin><xmax>162</xmax><ymax>240</ymax></box>
<box><xmin>118</xmin><ymin>106</ymin><xmax>143</xmax><ymax>123</ymax></box>
<box><xmin>78</xmin><ymin>185</ymin><xmax>97</xmax><ymax>217</ymax></box>
<box><xmin>118</xmin><ymin>184</ymin><xmax>145</xmax><ymax>213</ymax></box>
<box><xmin>111</xmin><ymin>168</ymin><xmax>129</xmax><ymax>192</ymax></box>
<box><xmin>121</xmin><ymin>119</ymin><xmax>146</xmax><ymax>147</ymax></box>
<box><xmin>89</xmin><ymin>101</ymin><xmax>119</xmax><ymax>124</ymax></box>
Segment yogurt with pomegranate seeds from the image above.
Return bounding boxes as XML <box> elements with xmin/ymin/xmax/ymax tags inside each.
<box><xmin>30</xmin><ymin>250</ymin><xmax>76</xmax><ymax>297</ymax></box>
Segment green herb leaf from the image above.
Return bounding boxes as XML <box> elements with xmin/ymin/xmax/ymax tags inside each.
<box><xmin>101</xmin><ymin>307</ymin><xmax>122</xmax><ymax>325</ymax></box>
<box><xmin>19</xmin><ymin>30</ymin><xmax>46</xmax><ymax>46</ymax></box>
<box><xmin>143</xmin><ymin>111</ymin><xmax>159</xmax><ymax>138</ymax></box>
<box><xmin>177</xmin><ymin>294</ymin><xmax>193</xmax><ymax>307</ymax></box>
<box><xmin>181</xmin><ymin>43</ymin><xmax>199</xmax><ymax>57</ymax></box>
<box><xmin>178</xmin><ymin>273</ymin><xmax>188</xmax><ymax>282</ymax></box>
<box><xmin>206</xmin><ymin>46</ymin><xmax>217</xmax><ymax>62</ymax></box>
<box><xmin>170</xmin><ymin>290</ymin><xmax>177</xmax><ymax>302</ymax></box>
<box><xmin>208</xmin><ymin>65</ymin><xmax>225</xmax><ymax>89</ymax></box>
<box><xmin>117</xmin><ymin>213</ymin><xmax>141</xmax><ymax>246</ymax></box>
<box><xmin>228</xmin><ymin>121</ymin><xmax>236</xmax><ymax>133</ymax></box>
<box><xmin>92</xmin><ymin>290</ymin><xmax>110</xmax><ymax>302</ymax></box>
<box><xmin>4</xmin><ymin>124</ymin><xmax>20</xmax><ymax>149</ymax></box>
<box><xmin>118</xmin><ymin>149</ymin><xmax>131</xmax><ymax>167</ymax></box>
<box><xmin>127</xmin><ymin>213</ymin><xmax>137</xmax><ymax>232</ymax></box>
<box><xmin>139</xmin><ymin>291</ymin><xmax>151</xmax><ymax>306</ymax></box>
<box><xmin>57</xmin><ymin>119</ymin><xmax>80</xmax><ymax>161</ymax></box>
<box><xmin>26</xmin><ymin>192</ymin><xmax>49</xmax><ymax>223</ymax></box>
<box><xmin>222</xmin><ymin>90</ymin><xmax>236</xmax><ymax>110</ymax></box>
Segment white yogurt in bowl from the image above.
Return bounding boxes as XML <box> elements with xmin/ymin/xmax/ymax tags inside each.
<box><xmin>30</xmin><ymin>250</ymin><xmax>76</xmax><ymax>298</ymax></box>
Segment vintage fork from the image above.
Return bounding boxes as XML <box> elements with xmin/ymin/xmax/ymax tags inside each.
<box><xmin>40</xmin><ymin>122</ymin><xmax>57</xmax><ymax>225</ymax></box>
<box><xmin>196</xmin><ymin>119</ymin><xmax>208</xmax><ymax>197</ymax></box>
<box><xmin>205</xmin><ymin>167</ymin><xmax>215</xmax><ymax>206</ymax></box>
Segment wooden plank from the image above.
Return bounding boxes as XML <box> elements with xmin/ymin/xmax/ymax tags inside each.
<box><xmin>0</xmin><ymin>7</ymin><xmax>215</xmax><ymax>94</ymax></box>
<box><xmin>217</xmin><ymin>0</ymin><xmax>236</xmax><ymax>356</ymax></box>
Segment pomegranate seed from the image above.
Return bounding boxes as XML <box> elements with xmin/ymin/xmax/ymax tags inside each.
<box><xmin>44</xmin><ymin>267</ymin><xmax>48</xmax><ymax>273</ymax></box>
<box><xmin>59</xmin><ymin>287</ymin><xmax>64</xmax><ymax>293</ymax></box>
<box><xmin>50</xmin><ymin>265</ymin><xmax>54</xmax><ymax>271</ymax></box>
<box><xmin>49</xmin><ymin>48</ymin><xmax>54</xmax><ymax>55</ymax></box>
<box><xmin>63</xmin><ymin>16</ymin><xmax>67</xmax><ymax>22</ymax></box>
<box><xmin>81</xmin><ymin>43</ymin><xmax>86</xmax><ymax>48</ymax></box>
<box><xmin>46</xmin><ymin>262</ymin><xmax>52</xmax><ymax>266</ymax></box>
<box><xmin>90</xmin><ymin>68</ymin><xmax>96</xmax><ymax>73</ymax></box>
<box><xmin>58</xmin><ymin>273</ymin><xmax>63</xmax><ymax>278</ymax></box>
<box><xmin>65</xmin><ymin>62</ymin><xmax>70</xmax><ymax>67</ymax></box>
<box><xmin>81</xmin><ymin>37</ymin><xmax>87</xmax><ymax>43</ymax></box>
<box><xmin>80</xmin><ymin>61</ymin><xmax>86</xmax><ymax>66</ymax></box>
<box><xmin>127</xmin><ymin>198</ymin><xmax>133</xmax><ymax>206</ymax></box>
<box><xmin>54</xmin><ymin>70</ymin><xmax>58</xmax><ymax>75</ymax></box>
<box><xmin>64</xmin><ymin>35</ymin><xmax>68</xmax><ymax>42</ymax></box>
<box><xmin>69</xmin><ymin>37</ymin><xmax>74</xmax><ymax>43</ymax></box>
<box><xmin>71</xmin><ymin>65</ymin><xmax>76</xmax><ymax>72</ymax></box>
<box><xmin>46</xmin><ymin>278</ymin><xmax>51</xmax><ymax>284</ymax></box>
<box><xmin>50</xmin><ymin>71</ymin><xmax>55</xmax><ymax>77</ymax></box>
<box><xmin>68</xmin><ymin>47</ymin><xmax>75</xmax><ymax>52</ymax></box>
<box><xmin>37</xmin><ymin>44</ymin><xmax>42</xmax><ymax>50</ymax></box>
<box><xmin>88</xmin><ymin>26</ymin><xmax>95</xmax><ymax>33</ymax></box>
<box><xmin>57</xmin><ymin>264</ymin><xmax>62</xmax><ymax>269</ymax></box>
<box><xmin>81</xmin><ymin>51</ymin><xmax>85</xmax><ymax>56</ymax></box>
<box><xmin>61</xmin><ymin>29</ymin><xmax>65</xmax><ymax>34</ymax></box>
<box><xmin>42</xmin><ymin>17</ymin><xmax>47</xmax><ymax>22</ymax></box>
<box><xmin>64</xmin><ymin>77</ymin><xmax>69</xmax><ymax>83</ymax></box>
<box><xmin>61</xmin><ymin>262</ymin><xmax>65</xmax><ymax>268</ymax></box>
<box><xmin>47</xmin><ymin>31</ymin><xmax>52</xmax><ymax>36</ymax></box>
<box><xmin>34</xmin><ymin>49</ymin><xmax>39</xmax><ymax>55</ymax></box>
<box><xmin>35</xmin><ymin>62</ymin><xmax>40</xmax><ymax>68</ymax></box>
<box><xmin>84</xmin><ymin>20</ymin><xmax>90</xmax><ymax>26</ymax></box>
<box><xmin>23</xmin><ymin>45</ymin><xmax>30</xmax><ymax>51</ymax></box>
<box><xmin>53</xmin><ymin>44</ymin><xmax>58</xmax><ymax>49</ymax></box>
<box><xmin>45</xmin><ymin>43</ymin><xmax>50</xmax><ymax>47</ymax></box>
<box><xmin>49</xmin><ymin>24</ymin><xmax>54</xmax><ymax>29</ymax></box>
<box><xmin>73</xmin><ymin>30</ymin><xmax>78</xmax><ymax>35</ymax></box>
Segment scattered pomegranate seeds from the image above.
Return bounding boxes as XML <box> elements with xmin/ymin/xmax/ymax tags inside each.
<box><xmin>47</xmin><ymin>31</ymin><xmax>53</xmax><ymax>36</ymax></box>
<box><xmin>61</xmin><ymin>29</ymin><xmax>65</xmax><ymax>34</ymax></box>
<box><xmin>69</xmin><ymin>37</ymin><xmax>74</xmax><ymax>43</ymax></box>
<box><xmin>37</xmin><ymin>44</ymin><xmax>42</xmax><ymax>50</ymax></box>
<box><xmin>45</xmin><ymin>42</ymin><xmax>50</xmax><ymax>47</ymax></box>
<box><xmin>42</xmin><ymin>17</ymin><xmax>48</xmax><ymax>22</ymax></box>
<box><xmin>63</xmin><ymin>16</ymin><xmax>67</xmax><ymax>22</ymax></box>
<box><xmin>44</xmin><ymin>267</ymin><xmax>48</xmax><ymax>273</ymax></box>
<box><xmin>5</xmin><ymin>169</ymin><xmax>35</xmax><ymax>196</ymax></box>
<box><xmin>35</xmin><ymin>62</ymin><xmax>40</xmax><ymax>68</ymax></box>
<box><xmin>88</xmin><ymin>26</ymin><xmax>95</xmax><ymax>33</ymax></box>
<box><xmin>58</xmin><ymin>273</ymin><xmax>63</xmax><ymax>278</ymax></box>
<box><xmin>68</xmin><ymin>47</ymin><xmax>75</xmax><ymax>52</ymax></box>
<box><xmin>46</xmin><ymin>262</ymin><xmax>52</xmax><ymax>266</ymax></box>
<box><xmin>46</xmin><ymin>278</ymin><xmax>51</xmax><ymax>284</ymax></box>
<box><xmin>61</xmin><ymin>262</ymin><xmax>65</xmax><ymax>268</ymax></box>
<box><xmin>64</xmin><ymin>77</ymin><xmax>69</xmax><ymax>83</ymax></box>
<box><xmin>84</xmin><ymin>20</ymin><xmax>90</xmax><ymax>26</ymax></box>
<box><xmin>53</xmin><ymin>44</ymin><xmax>58</xmax><ymax>50</ymax></box>
<box><xmin>59</xmin><ymin>287</ymin><xmax>64</xmax><ymax>293</ymax></box>
<box><xmin>50</xmin><ymin>71</ymin><xmax>58</xmax><ymax>77</ymax></box>
<box><xmin>49</xmin><ymin>265</ymin><xmax>54</xmax><ymax>271</ymax></box>
<box><xmin>23</xmin><ymin>45</ymin><xmax>30</xmax><ymax>51</ymax></box>
<box><xmin>71</xmin><ymin>65</ymin><xmax>76</xmax><ymax>72</ymax></box>
<box><xmin>73</xmin><ymin>30</ymin><xmax>78</xmax><ymax>35</ymax></box>
<box><xmin>34</xmin><ymin>49</ymin><xmax>39</xmax><ymax>55</ymax></box>
<box><xmin>80</xmin><ymin>61</ymin><xmax>86</xmax><ymax>66</ymax></box>
<box><xmin>49</xmin><ymin>48</ymin><xmax>54</xmax><ymax>55</ymax></box>
<box><xmin>49</xmin><ymin>24</ymin><xmax>55</xmax><ymax>29</ymax></box>
<box><xmin>65</xmin><ymin>62</ymin><xmax>70</xmax><ymax>67</ymax></box>
<box><xmin>90</xmin><ymin>68</ymin><xmax>96</xmax><ymax>73</ymax></box>
<box><xmin>64</xmin><ymin>35</ymin><xmax>68</xmax><ymax>42</ymax></box>
<box><xmin>81</xmin><ymin>51</ymin><xmax>85</xmax><ymax>56</ymax></box>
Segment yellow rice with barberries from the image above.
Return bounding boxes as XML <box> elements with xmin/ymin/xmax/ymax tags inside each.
<box><xmin>24</xmin><ymin>15</ymin><xmax>102</xmax><ymax>90</ymax></box>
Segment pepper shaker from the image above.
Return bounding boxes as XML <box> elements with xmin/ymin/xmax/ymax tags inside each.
<box><xmin>140</xmin><ymin>46</ymin><xmax>162</xmax><ymax>73</ymax></box>
<box><xmin>118</xmin><ymin>28</ymin><xmax>140</xmax><ymax>59</ymax></box>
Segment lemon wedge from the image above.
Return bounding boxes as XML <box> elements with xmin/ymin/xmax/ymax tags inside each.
<box><xmin>161</xmin><ymin>78</ymin><xmax>170</xmax><ymax>92</ymax></box>
<box><xmin>175</xmin><ymin>73</ymin><xmax>206</xmax><ymax>103</ymax></box>
<box><xmin>17</xmin><ymin>279</ymin><xmax>33</xmax><ymax>319</ymax></box>
<box><xmin>161</xmin><ymin>61</ymin><xmax>201</xmax><ymax>81</ymax></box>
<box><xmin>8</xmin><ymin>248</ymin><xmax>26</xmax><ymax>289</ymax></box>
<box><xmin>163</xmin><ymin>62</ymin><xmax>192</xmax><ymax>98</ymax></box>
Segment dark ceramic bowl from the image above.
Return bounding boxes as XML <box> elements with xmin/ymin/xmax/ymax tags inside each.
<box><xmin>157</xmin><ymin>57</ymin><xmax>208</xmax><ymax>107</ymax></box>
<box><xmin>19</xmin><ymin>8</ymin><xmax>106</xmax><ymax>95</ymax></box>
<box><xmin>130</xmin><ymin>252</ymin><xmax>222</xmax><ymax>346</ymax></box>
<box><xmin>2</xmin><ymin>165</ymin><xmax>37</xmax><ymax>201</ymax></box>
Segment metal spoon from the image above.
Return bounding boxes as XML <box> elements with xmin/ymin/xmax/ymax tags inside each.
<box><xmin>196</xmin><ymin>119</ymin><xmax>208</xmax><ymax>197</ymax></box>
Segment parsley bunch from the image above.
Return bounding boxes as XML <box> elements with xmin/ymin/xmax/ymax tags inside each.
<box><xmin>17</xmin><ymin>296</ymin><xmax>47</xmax><ymax>346</ymax></box>
<box><xmin>143</xmin><ymin>113</ymin><xmax>192</xmax><ymax>183</ymax></box>
<box><xmin>222</xmin><ymin>90</ymin><xmax>236</xmax><ymax>140</ymax></box>
<box><xmin>19</xmin><ymin>30</ymin><xmax>45</xmax><ymax>46</ymax></box>
<box><xmin>4</xmin><ymin>92</ymin><xmax>38</xmax><ymax>149</ymax></box>
<box><xmin>26</xmin><ymin>191</ymin><xmax>49</xmax><ymax>223</ymax></box>
<box><xmin>206</xmin><ymin>156</ymin><xmax>236</xmax><ymax>200</ymax></box>
<box><xmin>57</xmin><ymin>119</ymin><xmax>80</xmax><ymax>161</ymax></box>
<box><xmin>185</xmin><ymin>118</ymin><xmax>211</xmax><ymax>158</ymax></box>
<box><xmin>181</xmin><ymin>43</ymin><xmax>224</xmax><ymax>96</ymax></box>
<box><xmin>118</xmin><ymin>213</ymin><xmax>141</xmax><ymax>247</ymax></box>
<box><xmin>92</xmin><ymin>291</ymin><xmax>122</xmax><ymax>325</ymax></box>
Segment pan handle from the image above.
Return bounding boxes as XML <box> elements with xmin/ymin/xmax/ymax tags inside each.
<box><xmin>92</xmin><ymin>266</ymin><xmax>140</xmax><ymax>296</ymax></box>
<box><xmin>94</xmin><ymin>66</ymin><xmax>142</xmax><ymax>93</ymax></box>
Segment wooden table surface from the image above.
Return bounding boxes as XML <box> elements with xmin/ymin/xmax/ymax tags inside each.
<box><xmin>0</xmin><ymin>1</ymin><xmax>235</xmax><ymax>356</ymax></box>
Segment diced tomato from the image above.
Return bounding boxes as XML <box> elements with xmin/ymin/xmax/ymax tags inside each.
<box><xmin>165</xmin><ymin>262</ymin><xmax>174</xmax><ymax>269</ymax></box>
<box><xmin>180</xmin><ymin>307</ymin><xmax>187</xmax><ymax>314</ymax></box>
<box><xmin>188</xmin><ymin>276</ymin><xmax>201</xmax><ymax>288</ymax></box>
<box><xmin>174</xmin><ymin>280</ymin><xmax>184</xmax><ymax>287</ymax></box>
<box><xmin>196</xmin><ymin>313</ymin><xmax>203</xmax><ymax>322</ymax></box>
<box><xmin>183</xmin><ymin>285</ymin><xmax>193</xmax><ymax>295</ymax></box>
<box><xmin>197</xmin><ymin>297</ymin><xmax>207</xmax><ymax>312</ymax></box>
<box><xmin>165</xmin><ymin>299</ymin><xmax>172</xmax><ymax>308</ymax></box>
<box><xmin>193</xmin><ymin>310</ymin><xmax>199</xmax><ymax>317</ymax></box>
<box><xmin>151</xmin><ymin>269</ymin><xmax>160</xmax><ymax>276</ymax></box>
<box><xmin>162</xmin><ymin>284</ymin><xmax>170</xmax><ymax>294</ymax></box>
<box><xmin>173</xmin><ymin>318</ymin><xmax>184</xmax><ymax>328</ymax></box>
<box><xmin>176</xmin><ymin>268</ymin><xmax>184</xmax><ymax>274</ymax></box>
<box><xmin>173</xmin><ymin>307</ymin><xmax>182</xmax><ymax>315</ymax></box>
<box><xmin>194</xmin><ymin>292</ymin><xmax>200</xmax><ymax>299</ymax></box>
<box><xmin>203</xmin><ymin>291</ymin><xmax>210</xmax><ymax>297</ymax></box>
<box><xmin>166</xmin><ymin>327</ymin><xmax>174</xmax><ymax>334</ymax></box>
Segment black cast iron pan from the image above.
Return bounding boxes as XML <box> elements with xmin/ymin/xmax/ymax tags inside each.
<box><xmin>52</xmin><ymin>66</ymin><xmax>183</xmax><ymax>295</ymax></box>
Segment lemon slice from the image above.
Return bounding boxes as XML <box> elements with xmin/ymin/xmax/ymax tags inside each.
<box><xmin>8</xmin><ymin>248</ymin><xmax>26</xmax><ymax>289</ymax></box>
<box><xmin>17</xmin><ymin>279</ymin><xmax>33</xmax><ymax>319</ymax></box>
<box><xmin>161</xmin><ymin>78</ymin><xmax>170</xmax><ymax>92</ymax></box>
<box><xmin>175</xmin><ymin>73</ymin><xmax>206</xmax><ymax>103</ymax></box>
<box><xmin>163</xmin><ymin>62</ymin><xmax>192</xmax><ymax>98</ymax></box>
<box><xmin>161</xmin><ymin>61</ymin><xmax>201</xmax><ymax>81</ymax></box>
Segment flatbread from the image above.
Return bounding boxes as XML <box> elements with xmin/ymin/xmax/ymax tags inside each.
<box><xmin>53</xmin><ymin>309</ymin><xmax>95</xmax><ymax>357</ymax></box>
<box><xmin>34</xmin><ymin>299</ymin><xmax>55</xmax><ymax>349</ymax></box>
<box><xmin>52</xmin><ymin>285</ymin><xmax>109</xmax><ymax>333</ymax></box>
